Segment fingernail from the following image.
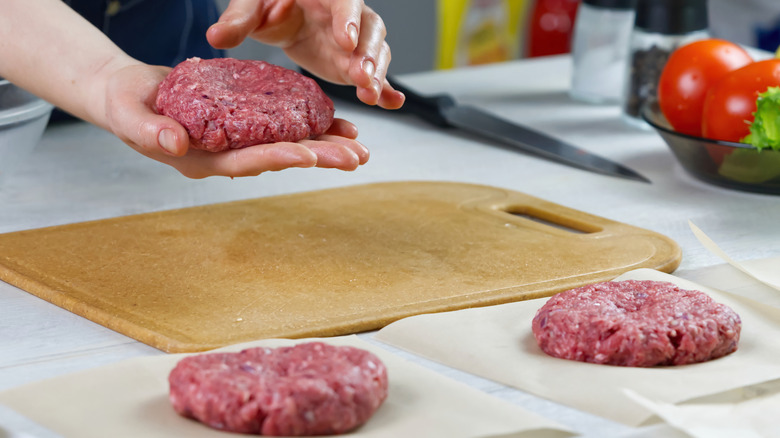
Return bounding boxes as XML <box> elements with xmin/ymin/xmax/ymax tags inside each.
<box><xmin>372</xmin><ymin>79</ymin><xmax>381</xmax><ymax>96</ymax></box>
<box><xmin>158</xmin><ymin>129</ymin><xmax>178</xmax><ymax>155</ymax></box>
<box><xmin>348</xmin><ymin>23</ymin><xmax>359</xmax><ymax>48</ymax></box>
<box><xmin>362</xmin><ymin>59</ymin><xmax>375</xmax><ymax>77</ymax></box>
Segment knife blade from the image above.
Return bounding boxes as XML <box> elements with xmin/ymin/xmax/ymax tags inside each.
<box><xmin>303</xmin><ymin>70</ymin><xmax>651</xmax><ymax>184</ymax></box>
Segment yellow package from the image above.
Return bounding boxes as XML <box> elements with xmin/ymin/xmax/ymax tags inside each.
<box><xmin>437</xmin><ymin>0</ymin><xmax>529</xmax><ymax>69</ymax></box>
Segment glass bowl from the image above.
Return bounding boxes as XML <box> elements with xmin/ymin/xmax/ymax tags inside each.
<box><xmin>0</xmin><ymin>78</ymin><xmax>54</xmax><ymax>183</ymax></box>
<box><xmin>642</xmin><ymin>100</ymin><xmax>780</xmax><ymax>195</ymax></box>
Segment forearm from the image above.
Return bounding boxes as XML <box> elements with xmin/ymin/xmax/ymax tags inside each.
<box><xmin>0</xmin><ymin>0</ymin><xmax>141</xmax><ymax>128</ymax></box>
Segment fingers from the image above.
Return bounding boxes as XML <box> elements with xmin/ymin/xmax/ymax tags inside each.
<box><xmin>330</xmin><ymin>0</ymin><xmax>363</xmax><ymax>52</ymax></box>
<box><xmin>348</xmin><ymin>7</ymin><xmax>384</xmax><ymax>91</ymax></box>
<box><xmin>169</xmin><ymin>142</ymin><xmax>319</xmax><ymax>179</ymax></box>
<box><xmin>207</xmin><ymin>0</ymin><xmax>263</xmax><ymax>49</ymax></box>
<box><xmin>163</xmin><ymin>136</ymin><xmax>367</xmax><ymax>178</ymax></box>
<box><xmin>344</xmin><ymin>6</ymin><xmax>404</xmax><ymax>109</ymax></box>
<box><xmin>377</xmin><ymin>78</ymin><xmax>406</xmax><ymax>110</ymax></box>
<box><xmin>326</xmin><ymin>118</ymin><xmax>359</xmax><ymax>139</ymax></box>
<box><xmin>353</xmin><ymin>52</ymin><xmax>405</xmax><ymax>109</ymax></box>
<box><xmin>207</xmin><ymin>0</ymin><xmax>297</xmax><ymax>49</ymax></box>
<box><xmin>302</xmin><ymin>134</ymin><xmax>369</xmax><ymax>169</ymax></box>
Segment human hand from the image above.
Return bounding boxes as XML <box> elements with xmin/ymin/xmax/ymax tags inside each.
<box><xmin>206</xmin><ymin>0</ymin><xmax>405</xmax><ymax>110</ymax></box>
<box><xmin>99</xmin><ymin>64</ymin><xmax>369</xmax><ymax>179</ymax></box>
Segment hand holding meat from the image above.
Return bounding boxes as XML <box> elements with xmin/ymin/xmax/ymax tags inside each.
<box><xmin>0</xmin><ymin>0</ymin><xmax>396</xmax><ymax>179</ymax></box>
<box><xmin>105</xmin><ymin>63</ymin><xmax>369</xmax><ymax>178</ymax></box>
<box><xmin>207</xmin><ymin>0</ymin><xmax>405</xmax><ymax>110</ymax></box>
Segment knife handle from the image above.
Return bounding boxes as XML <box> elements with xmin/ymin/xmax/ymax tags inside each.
<box><xmin>301</xmin><ymin>69</ymin><xmax>454</xmax><ymax>128</ymax></box>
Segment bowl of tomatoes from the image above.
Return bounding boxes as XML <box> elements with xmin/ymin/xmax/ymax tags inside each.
<box><xmin>646</xmin><ymin>38</ymin><xmax>780</xmax><ymax>194</ymax></box>
<box><xmin>643</xmin><ymin>101</ymin><xmax>780</xmax><ymax>194</ymax></box>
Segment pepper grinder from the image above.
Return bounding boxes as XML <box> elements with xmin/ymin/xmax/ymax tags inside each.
<box><xmin>570</xmin><ymin>0</ymin><xmax>637</xmax><ymax>104</ymax></box>
<box><xmin>621</xmin><ymin>0</ymin><xmax>709</xmax><ymax>128</ymax></box>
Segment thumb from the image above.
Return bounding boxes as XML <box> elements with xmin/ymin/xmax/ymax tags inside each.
<box><xmin>101</xmin><ymin>63</ymin><xmax>191</xmax><ymax>157</ymax></box>
<box><xmin>207</xmin><ymin>0</ymin><xmax>298</xmax><ymax>49</ymax></box>
<box><xmin>154</xmin><ymin>122</ymin><xmax>190</xmax><ymax>157</ymax></box>
<box><xmin>118</xmin><ymin>110</ymin><xmax>190</xmax><ymax>157</ymax></box>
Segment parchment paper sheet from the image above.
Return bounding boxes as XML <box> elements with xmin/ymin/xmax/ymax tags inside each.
<box><xmin>625</xmin><ymin>379</ymin><xmax>780</xmax><ymax>438</ymax></box>
<box><xmin>0</xmin><ymin>336</ymin><xmax>572</xmax><ymax>438</ymax></box>
<box><xmin>375</xmin><ymin>269</ymin><xmax>780</xmax><ymax>427</ymax></box>
<box><xmin>682</xmin><ymin>257</ymin><xmax>780</xmax><ymax>310</ymax></box>
<box><xmin>689</xmin><ymin>221</ymin><xmax>780</xmax><ymax>296</ymax></box>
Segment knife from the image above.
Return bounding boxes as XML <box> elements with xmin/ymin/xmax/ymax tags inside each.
<box><xmin>302</xmin><ymin>70</ymin><xmax>651</xmax><ymax>184</ymax></box>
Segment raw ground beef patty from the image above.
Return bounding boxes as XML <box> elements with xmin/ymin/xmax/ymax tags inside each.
<box><xmin>531</xmin><ymin>280</ymin><xmax>741</xmax><ymax>367</ymax></box>
<box><xmin>155</xmin><ymin>57</ymin><xmax>335</xmax><ymax>152</ymax></box>
<box><xmin>168</xmin><ymin>342</ymin><xmax>388</xmax><ymax>435</ymax></box>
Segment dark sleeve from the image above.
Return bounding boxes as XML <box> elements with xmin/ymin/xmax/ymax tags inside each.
<box><xmin>65</xmin><ymin>0</ymin><xmax>226</xmax><ymax>67</ymax></box>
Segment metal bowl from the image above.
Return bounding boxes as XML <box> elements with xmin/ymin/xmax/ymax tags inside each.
<box><xmin>642</xmin><ymin>100</ymin><xmax>780</xmax><ymax>195</ymax></box>
<box><xmin>0</xmin><ymin>79</ymin><xmax>54</xmax><ymax>182</ymax></box>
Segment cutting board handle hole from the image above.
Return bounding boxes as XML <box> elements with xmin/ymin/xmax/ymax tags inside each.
<box><xmin>502</xmin><ymin>206</ymin><xmax>599</xmax><ymax>234</ymax></box>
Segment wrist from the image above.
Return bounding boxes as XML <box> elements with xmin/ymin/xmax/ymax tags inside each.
<box><xmin>83</xmin><ymin>54</ymin><xmax>141</xmax><ymax>129</ymax></box>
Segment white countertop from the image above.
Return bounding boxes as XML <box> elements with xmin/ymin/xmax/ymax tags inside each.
<box><xmin>1</xmin><ymin>55</ymin><xmax>779</xmax><ymax>437</ymax></box>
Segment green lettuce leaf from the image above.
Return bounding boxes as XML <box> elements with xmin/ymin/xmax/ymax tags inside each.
<box><xmin>742</xmin><ymin>87</ymin><xmax>780</xmax><ymax>151</ymax></box>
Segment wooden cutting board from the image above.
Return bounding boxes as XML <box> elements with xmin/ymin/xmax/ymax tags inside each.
<box><xmin>0</xmin><ymin>181</ymin><xmax>680</xmax><ymax>353</ymax></box>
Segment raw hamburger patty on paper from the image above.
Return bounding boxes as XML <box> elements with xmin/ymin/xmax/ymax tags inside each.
<box><xmin>168</xmin><ymin>342</ymin><xmax>388</xmax><ymax>435</ymax></box>
<box><xmin>531</xmin><ymin>280</ymin><xmax>741</xmax><ymax>367</ymax></box>
<box><xmin>155</xmin><ymin>58</ymin><xmax>335</xmax><ymax>152</ymax></box>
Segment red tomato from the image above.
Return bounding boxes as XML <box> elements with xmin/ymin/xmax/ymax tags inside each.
<box><xmin>658</xmin><ymin>39</ymin><xmax>752</xmax><ymax>137</ymax></box>
<box><xmin>702</xmin><ymin>59</ymin><xmax>780</xmax><ymax>142</ymax></box>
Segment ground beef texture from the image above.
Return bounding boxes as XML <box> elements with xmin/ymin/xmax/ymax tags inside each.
<box><xmin>168</xmin><ymin>342</ymin><xmax>388</xmax><ymax>435</ymax></box>
<box><xmin>531</xmin><ymin>280</ymin><xmax>741</xmax><ymax>367</ymax></box>
<box><xmin>155</xmin><ymin>57</ymin><xmax>335</xmax><ymax>152</ymax></box>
